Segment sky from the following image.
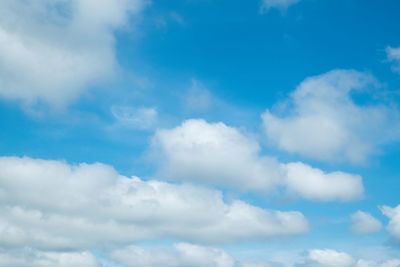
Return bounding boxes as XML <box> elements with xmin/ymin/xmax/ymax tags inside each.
<box><xmin>1</xmin><ymin>0</ymin><xmax>400</xmax><ymax>266</ymax></box>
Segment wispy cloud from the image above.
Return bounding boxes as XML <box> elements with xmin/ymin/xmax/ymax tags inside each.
<box><xmin>386</xmin><ymin>46</ymin><xmax>400</xmax><ymax>74</ymax></box>
<box><xmin>260</xmin><ymin>0</ymin><xmax>301</xmax><ymax>12</ymax></box>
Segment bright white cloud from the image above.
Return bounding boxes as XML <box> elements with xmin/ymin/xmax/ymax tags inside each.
<box><xmin>151</xmin><ymin>119</ymin><xmax>283</xmax><ymax>191</ymax></box>
<box><xmin>285</xmin><ymin>162</ymin><xmax>363</xmax><ymax>202</ymax></box>
<box><xmin>111</xmin><ymin>243</ymin><xmax>236</xmax><ymax>267</ymax></box>
<box><xmin>111</xmin><ymin>106</ymin><xmax>158</xmax><ymax>130</ymax></box>
<box><xmin>262</xmin><ymin>69</ymin><xmax>399</xmax><ymax>164</ymax></box>
<box><xmin>304</xmin><ymin>249</ymin><xmax>356</xmax><ymax>267</ymax></box>
<box><xmin>0</xmin><ymin>249</ymin><xmax>98</xmax><ymax>267</ymax></box>
<box><xmin>296</xmin><ymin>249</ymin><xmax>400</xmax><ymax>267</ymax></box>
<box><xmin>350</xmin><ymin>211</ymin><xmax>382</xmax><ymax>235</ymax></box>
<box><xmin>0</xmin><ymin>0</ymin><xmax>144</xmax><ymax>109</ymax></box>
<box><xmin>296</xmin><ymin>249</ymin><xmax>355</xmax><ymax>267</ymax></box>
<box><xmin>261</xmin><ymin>0</ymin><xmax>301</xmax><ymax>11</ymax></box>
<box><xmin>380</xmin><ymin>205</ymin><xmax>400</xmax><ymax>240</ymax></box>
<box><xmin>386</xmin><ymin>46</ymin><xmax>400</xmax><ymax>73</ymax></box>
<box><xmin>151</xmin><ymin>119</ymin><xmax>364</xmax><ymax>201</ymax></box>
<box><xmin>0</xmin><ymin>156</ymin><xmax>309</xmax><ymax>251</ymax></box>
<box><xmin>111</xmin><ymin>243</ymin><xmax>283</xmax><ymax>267</ymax></box>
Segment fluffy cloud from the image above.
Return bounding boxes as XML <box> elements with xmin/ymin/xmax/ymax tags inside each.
<box><xmin>380</xmin><ymin>205</ymin><xmax>400</xmax><ymax>240</ymax></box>
<box><xmin>386</xmin><ymin>46</ymin><xmax>400</xmax><ymax>73</ymax></box>
<box><xmin>0</xmin><ymin>0</ymin><xmax>144</xmax><ymax>109</ymax></box>
<box><xmin>111</xmin><ymin>243</ymin><xmax>236</xmax><ymax>267</ymax></box>
<box><xmin>285</xmin><ymin>163</ymin><xmax>363</xmax><ymax>202</ymax></box>
<box><xmin>262</xmin><ymin>69</ymin><xmax>399</xmax><ymax>164</ymax></box>
<box><xmin>0</xmin><ymin>156</ymin><xmax>309</xmax><ymax>251</ymax></box>
<box><xmin>298</xmin><ymin>249</ymin><xmax>356</xmax><ymax>267</ymax></box>
<box><xmin>151</xmin><ymin>119</ymin><xmax>364</xmax><ymax>201</ymax></box>
<box><xmin>111</xmin><ymin>243</ymin><xmax>282</xmax><ymax>267</ymax></box>
<box><xmin>350</xmin><ymin>211</ymin><xmax>382</xmax><ymax>235</ymax></box>
<box><xmin>296</xmin><ymin>249</ymin><xmax>400</xmax><ymax>267</ymax></box>
<box><xmin>0</xmin><ymin>249</ymin><xmax>97</xmax><ymax>267</ymax></box>
<box><xmin>111</xmin><ymin>245</ymin><xmax>400</xmax><ymax>267</ymax></box>
<box><xmin>151</xmin><ymin>119</ymin><xmax>283</xmax><ymax>191</ymax></box>
<box><xmin>261</xmin><ymin>0</ymin><xmax>301</xmax><ymax>12</ymax></box>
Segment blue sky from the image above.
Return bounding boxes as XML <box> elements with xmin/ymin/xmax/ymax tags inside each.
<box><xmin>1</xmin><ymin>0</ymin><xmax>400</xmax><ymax>266</ymax></box>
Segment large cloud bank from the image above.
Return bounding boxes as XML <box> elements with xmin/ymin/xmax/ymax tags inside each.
<box><xmin>0</xmin><ymin>156</ymin><xmax>309</xmax><ymax>252</ymax></box>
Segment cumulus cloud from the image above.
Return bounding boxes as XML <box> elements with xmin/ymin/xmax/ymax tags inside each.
<box><xmin>110</xmin><ymin>243</ymin><xmax>283</xmax><ymax>267</ymax></box>
<box><xmin>262</xmin><ymin>69</ymin><xmax>399</xmax><ymax>164</ymax></box>
<box><xmin>111</xmin><ymin>106</ymin><xmax>158</xmax><ymax>130</ymax></box>
<box><xmin>111</xmin><ymin>243</ymin><xmax>235</xmax><ymax>267</ymax></box>
<box><xmin>151</xmin><ymin>119</ymin><xmax>283</xmax><ymax>191</ymax></box>
<box><xmin>0</xmin><ymin>0</ymin><xmax>145</xmax><ymax>109</ymax></box>
<box><xmin>296</xmin><ymin>249</ymin><xmax>400</xmax><ymax>267</ymax></box>
<box><xmin>285</xmin><ymin>162</ymin><xmax>363</xmax><ymax>202</ymax></box>
<box><xmin>151</xmin><ymin>119</ymin><xmax>364</xmax><ymax>201</ymax></box>
<box><xmin>380</xmin><ymin>205</ymin><xmax>400</xmax><ymax>241</ymax></box>
<box><xmin>0</xmin><ymin>249</ymin><xmax>98</xmax><ymax>267</ymax></box>
<box><xmin>261</xmin><ymin>0</ymin><xmax>301</xmax><ymax>12</ymax></box>
<box><xmin>350</xmin><ymin>211</ymin><xmax>382</xmax><ymax>235</ymax></box>
<box><xmin>111</xmin><ymin>245</ymin><xmax>400</xmax><ymax>267</ymax></box>
<box><xmin>386</xmin><ymin>46</ymin><xmax>400</xmax><ymax>73</ymax></box>
<box><xmin>297</xmin><ymin>249</ymin><xmax>356</xmax><ymax>267</ymax></box>
<box><xmin>0</xmin><ymin>156</ymin><xmax>309</xmax><ymax>252</ymax></box>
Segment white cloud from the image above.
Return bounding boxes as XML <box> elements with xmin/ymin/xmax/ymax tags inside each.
<box><xmin>151</xmin><ymin>119</ymin><xmax>364</xmax><ymax>201</ymax></box>
<box><xmin>350</xmin><ymin>211</ymin><xmax>382</xmax><ymax>235</ymax></box>
<box><xmin>111</xmin><ymin>106</ymin><xmax>158</xmax><ymax>130</ymax></box>
<box><xmin>111</xmin><ymin>243</ymin><xmax>236</xmax><ymax>267</ymax></box>
<box><xmin>296</xmin><ymin>249</ymin><xmax>400</xmax><ymax>267</ymax></box>
<box><xmin>285</xmin><ymin>162</ymin><xmax>363</xmax><ymax>202</ymax></box>
<box><xmin>111</xmin><ymin>243</ymin><xmax>283</xmax><ymax>267</ymax></box>
<box><xmin>261</xmin><ymin>0</ymin><xmax>301</xmax><ymax>12</ymax></box>
<box><xmin>262</xmin><ymin>69</ymin><xmax>398</xmax><ymax>164</ymax></box>
<box><xmin>112</xmin><ymin>245</ymin><xmax>400</xmax><ymax>267</ymax></box>
<box><xmin>0</xmin><ymin>0</ymin><xmax>145</xmax><ymax>109</ymax></box>
<box><xmin>0</xmin><ymin>249</ymin><xmax>98</xmax><ymax>267</ymax></box>
<box><xmin>0</xmin><ymin>156</ymin><xmax>309</xmax><ymax>251</ymax></box>
<box><xmin>301</xmin><ymin>249</ymin><xmax>356</xmax><ymax>267</ymax></box>
<box><xmin>151</xmin><ymin>119</ymin><xmax>283</xmax><ymax>191</ymax></box>
<box><xmin>380</xmin><ymin>205</ymin><xmax>400</xmax><ymax>240</ymax></box>
<box><xmin>356</xmin><ymin>259</ymin><xmax>400</xmax><ymax>267</ymax></box>
<box><xmin>386</xmin><ymin>46</ymin><xmax>400</xmax><ymax>73</ymax></box>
